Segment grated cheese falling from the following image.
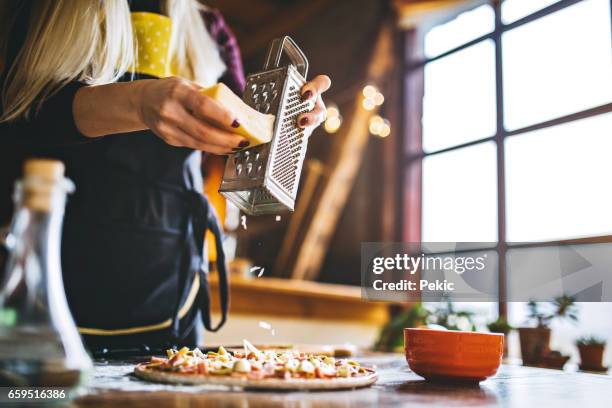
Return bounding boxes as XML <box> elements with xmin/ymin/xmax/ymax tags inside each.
<box><xmin>250</xmin><ymin>266</ymin><xmax>265</xmax><ymax>278</ymax></box>
<box><xmin>243</xmin><ymin>339</ymin><xmax>263</xmax><ymax>359</ymax></box>
<box><xmin>259</xmin><ymin>321</ymin><xmax>276</xmax><ymax>337</ymax></box>
<box><xmin>241</xmin><ymin>215</ymin><xmax>247</xmax><ymax>230</ymax></box>
<box><xmin>258</xmin><ymin>321</ymin><xmax>272</xmax><ymax>330</ymax></box>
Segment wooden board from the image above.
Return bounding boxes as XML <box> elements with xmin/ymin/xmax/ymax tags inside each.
<box><xmin>208</xmin><ymin>274</ymin><xmax>391</xmax><ymax>325</ymax></box>
<box><xmin>134</xmin><ymin>364</ymin><xmax>378</xmax><ymax>390</ymax></box>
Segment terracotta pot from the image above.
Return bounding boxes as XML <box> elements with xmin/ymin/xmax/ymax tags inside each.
<box><xmin>540</xmin><ymin>352</ymin><xmax>570</xmax><ymax>370</ymax></box>
<box><xmin>518</xmin><ymin>327</ymin><xmax>551</xmax><ymax>366</ymax></box>
<box><xmin>578</xmin><ymin>344</ymin><xmax>605</xmax><ymax>370</ymax></box>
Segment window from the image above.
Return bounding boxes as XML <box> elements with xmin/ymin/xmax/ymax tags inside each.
<box><xmin>403</xmin><ymin>0</ymin><xmax>612</xmax><ymax>362</ymax></box>
<box><xmin>422</xmin><ymin>40</ymin><xmax>496</xmax><ymax>152</ymax></box>
<box><xmin>505</xmin><ymin>113</ymin><xmax>612</xmax><ymax>242</ymax></box>
<box><xmin>422</xmin><ymin>142</ymin><xmax>497</xmax><ymax>242</ymax></box>
<box><xmin>502</xmin><ymin>0</ymin><xmax>612</xmax><ymax>129</ymax></box>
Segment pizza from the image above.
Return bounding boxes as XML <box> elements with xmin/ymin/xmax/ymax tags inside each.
<box><xmin>134</xmin><ymin>340</ymin><xmax>378</xmax><ymax>390</ymax></box>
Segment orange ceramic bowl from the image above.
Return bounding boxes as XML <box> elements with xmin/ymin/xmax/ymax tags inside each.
<box><xmin>404</xmin><ymin>328</ymin><xmax>504</xmax><ymax>383</ymax></box>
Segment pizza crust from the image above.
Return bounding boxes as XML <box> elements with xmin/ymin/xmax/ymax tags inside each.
<box><xmin>134</xmin><ymin>364</ymin><xmax>378</xmax><ymax>390</ymax></box>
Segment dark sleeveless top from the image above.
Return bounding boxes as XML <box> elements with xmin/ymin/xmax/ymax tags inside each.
<box><xmin>0</xmin><ymin>1</ymin><xmax>245</xmax><ymax>352</ymax></box>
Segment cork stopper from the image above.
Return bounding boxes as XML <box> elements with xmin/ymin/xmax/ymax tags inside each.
<box><xmin>22</xmin><ymin>159</ymin><xmax>66</xmax><ymax>212</ymax></box>
<box><xmin>24</xmin><ymin>159</ymin><xmax>65</xmax><ymax>182</ymax></box>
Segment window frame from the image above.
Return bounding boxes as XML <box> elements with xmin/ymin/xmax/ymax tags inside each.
<box><xmin>401</xmin><ymin>0</ymin><xmax>612</xmax><ymax>317</ymax></box>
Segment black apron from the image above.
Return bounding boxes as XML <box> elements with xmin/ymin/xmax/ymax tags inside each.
<box><xmin>59</xmin><ymin>128</ymin><xmax>229</xmax><ymax>354</ymax></box>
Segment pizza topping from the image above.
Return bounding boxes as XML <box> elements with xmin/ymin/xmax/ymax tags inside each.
<box><xmin>323</xmin><ymin>356</ymin><xmax>335</xmax><ymax>365</ymax></box>
<box><xmin>196</xmin><ymin>362</ymin><xmax>208</xmax><ymax>374</ymax></box>
<box><xmin>210</xmin><ymin>367</ymin><xmax>232</xmax><ymax>376</ymax></box>
<box><xmin>193</xmin><ymin>348</ymin><xmax>206</xmax><ymax>359</ymax></box>
<box><xmin>337</xmin><ymin>365</ymin><xmax>350</xmax><ymax>378</ymax></box>
<box><xmin>243</xmin><ymin>339</ymin><xmax>263</xmax><ymax>360</ymax></box>
<box><xmin>284</xmin><ymin>359</ymin><xmax>298</xmax><ymax>372</ymax></box>
<box><xmin>143</xmin><ymin>344</ymin><xmax>373</xmax><ymax>380</ymax></box>
<box><xmin>297</xmin><ymin>360</ymin><xmax>315</xmax><ymax>374</ymax></box>
<box><xmin>233</xmin><ymin>359</ymin><xmax>251</xmax><ymax>373</ymax></box>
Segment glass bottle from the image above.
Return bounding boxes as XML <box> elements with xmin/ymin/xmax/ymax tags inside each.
<box><xmin>0</xmin><ymin>159</ymin><xmax>91</xmax><ymax>390</ymax></box>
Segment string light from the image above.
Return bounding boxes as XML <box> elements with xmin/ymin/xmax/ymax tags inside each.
<box><xmin>324</xmin><ymin>116</ymin><xmax>342</xmax><ymax>133</ymax></box>
<box><xmin>379</xmin><ymin>120</ymin><xmax>391</xmax><ymax>137</ymax></box>
<box><xmin>373</xmin><ymin>92</ymin><xmax>385</xmax><ymax>106</ymax></box>
<box><xmin>362</xmin><ymin>98</ymin><xmax>376</xmax><ymax>111</ymax></box>
<box><xmin>324</xmin><ymin>102</ymin><xmax>342</xmax><ymax>134</ymax></box>
<box><xmin>362</xmin><ymin>85</ymin><xmax>378</xmax><ymax>99</ymax></box>
<box><xmin>369</xmin><ymin>115</ymin><xmax>391</xmax><ymax>138</ymax></box>
<box><xmin>369</xmin><ymin>115</ymin><xmax>384</xmax><ymax>134</ymax></box>
<box><xmin>361</xmin><ymin>84</ymin><xmax>384</xmax><ymax>111</ymax></box>
<box><xmin>327</xmin><ymin>105</ymin><xmax>340</xmax><ymax>118</ymax></box>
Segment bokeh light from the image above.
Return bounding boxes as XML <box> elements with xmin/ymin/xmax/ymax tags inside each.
<box><xmin>362</xmin><ymin>98</ymin><xmax>376</xmax><ymax>111</ymax></box>
<box><xmin>324</xmin><ymin>102</ymin><xmax>342</xmax><ymax>134</ymax></box>
<box><xmin>369</xmin><ymin>115</ymin><xmax>390</xmax><ymax>138</ymax></box>
<box><xmin>362</xmin><ymin>85</ymin><xmax>378</xmax><ymax>98</ymax></box>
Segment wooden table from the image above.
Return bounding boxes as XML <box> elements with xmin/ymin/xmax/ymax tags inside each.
<box><xmin>74</xmin><ymin>354</ymin><xmax>612</xmax><ymax>407</ymax></box>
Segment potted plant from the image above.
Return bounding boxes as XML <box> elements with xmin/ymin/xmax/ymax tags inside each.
<box><xmin>374</xmin><ymin>300</ymin><xmax>477</xmax><ymax>352</ymax></box>
<box><xmin>518</xmin><ymin>296</ymin><xmax>578</xmax><ymax>366</ymax></box>
<box><xmin>576</xmin><ymin>336</ymin><xmax>607</xmax><ymax>372</ymax></box>
<box><xmin>375</xmin><ymin>304</ymin><xmax>430</xmax><ymax>352</ymax></box>
<box><xmin>428</xmin><ymin>300</ymin><xmax>477</xmax><ymax>332</ymax></box>
<box><xmin>487</xmin><ymin>317</ymin><xmax>512</xmax><ymax>357</ymax></box>
<box><xmin>487</xmin><ymin>317</ymin><xmax>512</xmax><ymax>335</ymax></box>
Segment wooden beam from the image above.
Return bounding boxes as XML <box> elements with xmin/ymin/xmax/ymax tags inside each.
<box><xmin>403</xmin><ymin>29</ymin><xmax>424</xmax><ymax>244</ymax></box>
<box><xmin>287</xmin><ymin>24</ymin><xmax>396</xmax><ymax>281</ymax></box>
<box><xmin>275</xmin><ymin>159</ymin><xmax>325</xmax><ymax>278</ymax></box>
<box><xmin>238</xmin><ymin>0</ymin><xmax>330</xmax><ymax>58</ymax></box>
<box><xmin>381</xmin><ymin>30</ymin><xmax>405</xmax><ymax>243</ymax></box>
<box><xmin>393</xmin><ymin>0</ymin><xmax>488</xmax><ymax>28</ymax></box>
<box><xmin>207</xmin><ymin>0</ymin><xmax>279</xmax><ymax>26</ymax></box>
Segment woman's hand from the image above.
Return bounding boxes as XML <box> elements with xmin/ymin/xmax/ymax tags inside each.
<box><xmin>297</xmin><ymin>75</ymin><xmax>332</xmax><ymax>129</ymax></box>
<box><xmin>136</xmin><ymin>77</ymin><xmax>249</xmax><ymax>154</ymax></box>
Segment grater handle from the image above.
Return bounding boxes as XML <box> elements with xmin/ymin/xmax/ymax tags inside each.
<box><xmin>263</xmin><ymin>36</ymin><xmax>308</xmax><ymax>78</ymax></box>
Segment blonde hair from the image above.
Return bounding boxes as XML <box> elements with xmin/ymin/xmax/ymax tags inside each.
<box><xmin>0</xmin><ymin>0</ymin><xmax>225</xmax><ymax>122</ymax></box>
<box><xmin>163</xmin><ymin>0</ymin><xmax>226</xmax><ymax>87</ymax></box>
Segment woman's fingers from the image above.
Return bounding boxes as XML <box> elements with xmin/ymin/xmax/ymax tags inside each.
<box><xmin>156</xmin><ymin>121</ymin><xmax>234</xmax><ymax>155</ymax></box>
<box><xmin>154</xmin><ymin>122</ymin><xmax>197</xmax><ymax>149</ymax></box>
<box><xmin>173</xmin><ymin>105</ymin><xmax>248</xmax><ymax>151</ymax></box>
<box><xmin>183</xmin><ymin>89</ymin><xmax>239</xmax><ymax>130</ymax></box>
<box><xmin>298</xmin><ymin>75</ymin><xmax>331</xmax><ymax>129</ymax></box>
<box><xmin>298</xmin><ymin>97</ymin><xmax>326</xmax><ymax>128</ymax></box>
<box><xmin>300</xmin><ymin>74</ymin><xmax>331</xmax><ymax>101</ymax></box>
<box><xmin>169</xmin><ymin>83</ymin><xmax>251</xmax><ymax>154</ymax></box>
<box><xmin>186</xmin><ymin>139</ymin><xmax>234</xmax><ymax>155</ymax></box>
<box><xmin>139</xmin><ymin>77</ymin><xmax>249</xmax><ymax>155</ymax></box>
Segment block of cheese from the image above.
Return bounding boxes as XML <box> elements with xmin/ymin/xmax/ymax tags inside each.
<box><xmin>200</xmin><ymin>83</ymin><xmax>275</xmax><ymax>146</ymax></box>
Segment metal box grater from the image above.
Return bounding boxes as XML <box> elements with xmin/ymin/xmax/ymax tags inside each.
<box><xmin>219</xmin><ymin>36</ymin><xmax>315</xmax><ymax>215</ymax></box>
